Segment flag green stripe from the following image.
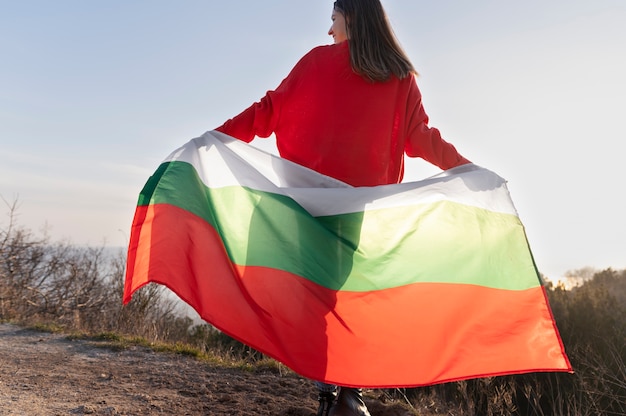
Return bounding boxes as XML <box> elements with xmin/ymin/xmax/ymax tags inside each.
<box><xmin>138</xmin><ymin>161</ymin><xmax>540</xmax><ymax>292</ymax></box>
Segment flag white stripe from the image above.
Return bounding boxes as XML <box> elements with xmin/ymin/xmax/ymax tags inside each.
<box><xmin>164</xmin><ymin>130</ymin><xmax>518</xmax><ymax>217</ymax></box>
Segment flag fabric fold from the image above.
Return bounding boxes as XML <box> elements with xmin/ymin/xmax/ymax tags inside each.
<box><xmin>124</xmin><ymin>130</ymin><xmax>571</xmax><ymax>387</ymax></box>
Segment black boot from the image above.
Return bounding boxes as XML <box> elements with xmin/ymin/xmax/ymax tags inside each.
<box><xmin>316</xmin><ymin>390</ymin><xmax>337</xmax><ymax>416</ymax></box>
<box><xmin>328</xmin><ymin>388</ymin><xmax>371</xmax><ymax>416</ymax></box>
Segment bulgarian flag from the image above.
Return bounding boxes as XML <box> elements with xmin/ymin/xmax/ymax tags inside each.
<box><xmin>124</xmin><ymin>131</ymin><xmax>572</xmax><ymax>387</ymax></box>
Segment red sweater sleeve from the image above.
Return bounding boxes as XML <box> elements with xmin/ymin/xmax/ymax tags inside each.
<box><xmin>404</xmin><ymin>79</ymin><xmax>470</xmax><ymax>169</ymax></box>
<box><xmin>215</xmin><ymin>90</ymin><xmax>282</xmax><ymax>143</ymax></box>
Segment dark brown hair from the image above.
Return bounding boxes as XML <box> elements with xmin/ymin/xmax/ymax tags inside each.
<box><xmin>334</xmin><ymin>0</ymin><xmax>416</xmax><ymax>82</ymax></box>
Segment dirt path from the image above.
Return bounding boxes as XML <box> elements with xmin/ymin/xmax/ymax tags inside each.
<box><xmin>0</xmin><ymin>324</ymin><xmax>416</xmax><ymax>415</ymax></box>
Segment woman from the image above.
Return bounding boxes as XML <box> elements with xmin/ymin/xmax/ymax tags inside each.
<box><xmin>216</xmin><ymin>1</ymin><xmax>470</xmax><ymax>415</ymax></box>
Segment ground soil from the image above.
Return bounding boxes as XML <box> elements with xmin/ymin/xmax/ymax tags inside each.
<box><xmin>0</xmin><ymin>324</ymin><xmax>418</xmax><ymax>416</ymax></box>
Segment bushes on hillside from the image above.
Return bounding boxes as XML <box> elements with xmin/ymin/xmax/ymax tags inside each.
<box><xmin>0</xmin><ymin>202</ymin><xmax>182</xmax><ymax>340</ymax></box>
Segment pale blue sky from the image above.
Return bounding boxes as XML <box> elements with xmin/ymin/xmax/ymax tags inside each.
<box><xmin>1</xmin><ymin>1</ymin><xmax>625</xmax><ymax>281</ymax></box>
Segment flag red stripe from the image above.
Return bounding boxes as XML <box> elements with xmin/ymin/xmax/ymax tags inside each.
<box><xmin>125</xmin><ymin>203</ymin><xmax>571</xmax><ymax>387</ymax></box>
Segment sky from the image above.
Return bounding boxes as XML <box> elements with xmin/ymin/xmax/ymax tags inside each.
<box><xmin>1</xmin><ymin>0</ymin><xmax>625</xmax><ymax>283</ymax></box>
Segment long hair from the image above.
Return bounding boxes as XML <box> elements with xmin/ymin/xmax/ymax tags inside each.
<box><xmin>334</xmin><ymin>0</ymin><xmax>416</xmax><ymax>82</ymax></box>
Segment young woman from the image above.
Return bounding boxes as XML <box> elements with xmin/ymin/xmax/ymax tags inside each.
<box><xmin>216</xmin><ymin>1</ymin><xmax>470</xmax><ymax>415</ymax></box>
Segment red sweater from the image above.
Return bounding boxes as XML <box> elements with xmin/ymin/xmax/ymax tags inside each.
<box><xmin>216</xmin><ymin>42</ymin><xmax>469</xmax><ymax>187</ymax></box>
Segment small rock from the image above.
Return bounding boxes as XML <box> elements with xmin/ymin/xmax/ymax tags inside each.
<box><xmin>71</xmin><ymin>405</ymin><xmax>96</xmax><ymax>414</ymax></box>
